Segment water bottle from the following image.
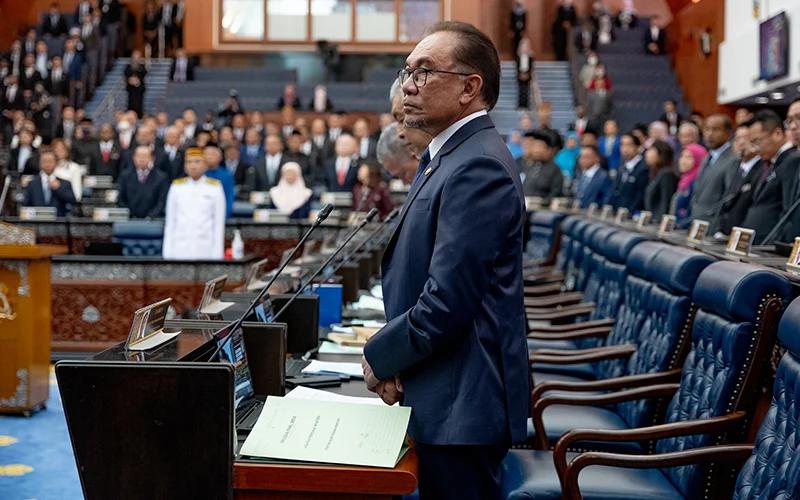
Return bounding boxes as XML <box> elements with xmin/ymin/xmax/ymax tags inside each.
<box><xmin>232</xmin><ymin>229</ymin><xmax>245</xmax><ymax>260</ymax></box>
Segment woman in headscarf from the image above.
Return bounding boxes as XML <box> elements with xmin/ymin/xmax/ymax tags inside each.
<box><xmin>554</xmin><ymin>131</ymin><xmax>580</xmax><ymax>182</ymax></box>
<box><xmin>269</xmin><ymin>162</ymin><xmax>313</xmax><ymax>219</ymax></box>
<box><xmin>673</xmin><ymin>143</ymin><xmax>707</xmax><ymax>226</ymax></box>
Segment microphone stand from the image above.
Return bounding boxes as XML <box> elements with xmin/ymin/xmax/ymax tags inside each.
<box><xmin>0</xmin><ymin>177</ymin><xmax>10</xmax><ymax>217</ymax></box>
<box><xmin>207</xmin><ymin>203</ymin><xmax>335</xmax><ymax>361</ymax></box>
<box><xmin>762</xmin><ymin>195</ymin><xmax>800</xmax><ymax>245</ymax></box>
<box><xmin>272</xmin><ymin>208</ymin><xmax>379</xmax><ymax>322</ymax></box>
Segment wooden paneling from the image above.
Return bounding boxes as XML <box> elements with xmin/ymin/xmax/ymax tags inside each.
<box><xmin>667</xmin><ymin>0</ymin><xmax>734</xmax><ymax>117</ymax></box>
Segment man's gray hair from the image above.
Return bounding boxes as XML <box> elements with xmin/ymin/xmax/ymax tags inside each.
<box><xmin>678</xmin><ymin>121</ymin><xmax>700</xmax><ymax>139</ymax></box>
<box><xmin>376</xmin><ymin>122</ymin><xmax>409</xmax><ymax>165</ymax></box>
<box><xmin>389</xmin><ymin>78</ymin><xmax>402</xmax><ymax>101</ymax></box>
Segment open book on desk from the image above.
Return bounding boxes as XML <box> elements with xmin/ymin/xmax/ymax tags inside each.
<box><xmin>239</xmin><ymin>396</ymin><xmax>411</xmax><ymax>468</ymax></box>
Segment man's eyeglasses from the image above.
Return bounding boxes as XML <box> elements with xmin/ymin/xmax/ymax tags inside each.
<box><xmin>397</xmin><ymin>67</ymin><xmax>473</xmax><ymax>88</ymax></box>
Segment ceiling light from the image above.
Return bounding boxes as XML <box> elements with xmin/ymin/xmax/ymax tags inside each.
<box><xmin>755</xmin><ymin>97</ymin><xmax>769</xmax><ymax>104</ymax></box>
<box><xmin>771</xmin><ymin>92</ymin><xmax>785</xmax><ymax>100</ymax></box>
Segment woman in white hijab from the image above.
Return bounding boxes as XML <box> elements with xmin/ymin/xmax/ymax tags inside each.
<box><xmin>269</xmin><ymin>162</ymin><xmax>313</xmax><ymax>219</ymax></box>
<box><xmin>309</xmin><ymin>85</ymin><xmax>333</xmax><ymax>113</ymax></box>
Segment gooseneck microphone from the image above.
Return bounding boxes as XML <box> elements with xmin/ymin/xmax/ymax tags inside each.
<box><xmin>762</xmin><ymin>195</ymin><xmax>800</xmax><ymax>245</ymax></box>
<box><xmin>352</xmin><ymin>187</ymin><xmax>372</xmax><ymax>215</ymax></box>
<box><xmin>207</xmin><ymin>203</ymin><xmax>334</xmax><ymax>361</ymax></box>
<box><xmin>0</xmin><ymin>176</ymin><xmax>10</xmax><ymax>217</ymax></box>
<box><xmin>272</xmin><ymin>208</ymin><xmax>379</xmax><ymax>322</ymax></box>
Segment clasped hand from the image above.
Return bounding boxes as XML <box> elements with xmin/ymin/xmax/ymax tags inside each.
<box><xmin>362</xmin><ymin>355</ymin><xmax>403</xmax><ymax>406</ymax></box>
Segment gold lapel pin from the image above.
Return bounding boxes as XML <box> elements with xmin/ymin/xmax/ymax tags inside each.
<box><xmin>424</xmin><ymin>167</ymin><xmax>432</xmax><ymax>176</ymax></box>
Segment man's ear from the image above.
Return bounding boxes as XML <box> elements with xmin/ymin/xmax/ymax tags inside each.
<box><xmin>458</xmin><ymin>74</ymin><xmax>483</xmax><ymax>106</ymax></box>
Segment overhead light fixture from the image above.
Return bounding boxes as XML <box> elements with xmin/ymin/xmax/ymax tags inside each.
<box><xmin>755</xmin><ymin>97</ymin><xmax>769</xmax><ymax>104</ymax></box>
<box><xmin>771</xmin><ymin>92</ymin><xmax>785</xmax><ymax>100</ymax></box>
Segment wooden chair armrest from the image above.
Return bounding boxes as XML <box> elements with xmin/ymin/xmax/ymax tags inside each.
<box><xmin>525</xmin><ymin>292</ymin><xmax>584</xmax><ymax>308</ymax></box>
<box><xmin>527</xmin><ymin>303</ymin><xmax>596</xmax><ymax>321</ymax></box>
<box><xmin>527</xmin><ymin>326</ymin><xmax>613</xmax><ymax>341</ymax></box>
<box><xmin>524</xmin><ymin>275</ymin><xmax>565</xmax><ymax>288</ymax></box>
<box><xmin>531</xmin><ymin>368</ymin><xmax>682</xmax><ymax>401</ymax></box>
<box><xmin>531</xmin><ymin>384</ymin><xmax>681</xmax><ymax>450</ymax></box>
<box><xmin>554</xmin><ymin>411</ymin><xmax>748</xmax><ymax>481</ymax></box>
<box><xmin>564</xmin><ymin>444</ymin><xmax>754</xmax><ymax>500</ymax></box>
<box><xmin>530</xmin><ymin>344</ymin><xmax>636</xmax><ymax>365</ymax></box>
<box><xmin>529</xmin><ymin>319</ymin><xmax>615</xmax><ymax>334</ymax></box>
<box><xmin>524</xmin><ymin>282</ymin><xmax>564</xmax><ymax>296</ymax></box>
<box><xmin>531</xmin><ymin>346</ymin><xmax>613</xmax><ymax>356</ymax></box>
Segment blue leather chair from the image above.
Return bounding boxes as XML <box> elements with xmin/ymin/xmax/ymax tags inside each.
<box><xmin>554</xmin><ymin>216</ymin><xmax>580</xmax><ymax>273</ymax></box>
<box><xmin>526</xmin><ymin>211</ymin><xmax>568</xmax><ymax>262</ymax></box>
<box><xmin>502</xmin><ymin>262</ymin><xmax>791</xmax><ymax>500</ymax></box>
<box><xmin>556</xmin><ymin>295</ymin><xmax>800</xmax><ymax>500</ymax></box>
<box><xmin>112</xmin><ymin>221</ymin><xmax>165</xmax><ymax>257</ymax></box>
<box><xmin>526</xmin><ymin>217</ymin><xmax>594</xmax><ymax>297</ymax></box>
<box><xmin>526</xmin><ymin>244</ymin><xmax>715</xmax><ymax>451</ymax></box>
<box><xmin>231</xmin><ymin>201</ymin><xmax>256</xmax><ymax>218</ymax></box>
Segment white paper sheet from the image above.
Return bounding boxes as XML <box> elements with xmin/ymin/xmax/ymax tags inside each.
<box><xmin>301</xmin><ymin>360</ymin><xmax>365</xmax><ymax>378</ymax></box>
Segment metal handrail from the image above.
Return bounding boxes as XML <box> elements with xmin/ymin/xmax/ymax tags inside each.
<box><xmin>531</xmin><ymin>63</ymin><xmax>543</xmax><ymax>110</ymax></box>
<box><xmin>91</xmin><ymin>74</ymin><xmax>126</xmax><ymax>125</ymax></box>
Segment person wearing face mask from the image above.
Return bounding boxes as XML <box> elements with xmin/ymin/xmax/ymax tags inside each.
<box><xmin>580</xmin><ymin>52</ymin><xmax>599</xmax><ymax>89</ymax></box>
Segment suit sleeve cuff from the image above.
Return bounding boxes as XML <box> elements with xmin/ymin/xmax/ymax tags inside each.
<box><xmin>363</xmin><ymin>311</ymin><xmax>430</xmax><ymax>381</ymax></box>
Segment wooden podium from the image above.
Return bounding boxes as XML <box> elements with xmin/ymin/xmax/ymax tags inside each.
<box><xmin>0</xmin><ymin>222</ymin><xmax>67</xmax><ymax>415</ymax></box>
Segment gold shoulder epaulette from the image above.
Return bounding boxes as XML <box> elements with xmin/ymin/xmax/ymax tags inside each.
<box><xmin>172</xmin><ymin>177</ymin><xmax>189</xmax><ymax>184</ymax></box>
<box><xmin>205</xmin><ymin>178</ymin><xmax>221</xmax><ymax>186</ymax></box>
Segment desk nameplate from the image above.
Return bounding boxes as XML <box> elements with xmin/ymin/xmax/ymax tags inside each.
<box><xmin>726</xmin><ymin>226</ymin><xmax>755</xmax><ymax>256</ymax></box>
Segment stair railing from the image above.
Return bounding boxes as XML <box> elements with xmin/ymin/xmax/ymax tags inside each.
<box><xmin>90</xmin><ymin>74</ymin><xmax>125</xmax><ymax>125</ymax></box>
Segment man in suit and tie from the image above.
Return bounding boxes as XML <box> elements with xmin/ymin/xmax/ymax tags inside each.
<box><xmin>575</xmin><ymin>145</ymin><xmax>611</xmax><ymax>208</ymax></box>
<box><xmin>240</xmin><ymin>128</ymin><xmax>265</xmax><ymax>166</ymax></box>
<box><xmin>326</xmin><ymin>112</ymin><xmax>349</xmax><ymax>144</ymax></box>
<box><xmin>7</xmin><ymin>41</ymin><xmax>24</xmax><ymax>77</ymax></box>
<box><xmin>169</xmin><ymin>48</ymin><xmax>194</xmax><ymax>82</ymax></box>
<box><xmin>90</xmin><ymin>123</ymin><xmax>122</xmax><ymax>178</ymax></box>
<box><xmin>42</xmin><ymin>3</ymin><xmax>70</xmax><ymax>38</ymax></box>
<box><xmin>717</xmin><ymin>121</ymin><xmax>761</xmax><ymax>236</ymax></box>
<box><xmin>74</xmin><ymin>0</ymin><xmax>93</xmax><ymax>26</ymax></box>
<box><xmin>222</xmin><ymin>142</ymin><xmax>249</xmax><ymax>187</ymax></box>
<box><xmin>252</xmin><ymin>134</ymin><xmax>288</xmax><ymax>191</ymax></box>
<box><xmin>46</xmin><ymin>56</ymin><xmax>70</xmax><ymax>127</ymax></box>
<box><xmin>575</xmin><ymin>19</ymin><xmax>598</xmax><ymax>54</ymax></box>
<box><xmin>742</xmin><ymin>110</ymin><xmax>800</xmax><ymax>244</ymax></box>
<box><xmin>605</xmin><ymin>133</ymin><xmax>648</xmax><ymax>212</ymax></box>
<box><xmin>284</xmin><ymin>130</ymin><xmax>311</xmax><ymax>177</ymax></box>
<box><xmin>691</xmin><ymin>114</ymin><xmax>736</xmax><ymax>232</ymax></box>
<box><xmin>9</xmin><ymin>129</ymin><xmax>39</xmax><ymax>175</ymax></box>
<box><xmin>658</xmin><ymin>99</ymin><xmax>684</xmax><ymax>136</ymax></box>
<box><xmin>158</xmin><ymin>126</ymin><xmax>185</xmax><ymax>180</ymax></box>
<box><xmin>645</xmin><ymin>17</ymin><xmax>666</xmax><ymax>55</ymax></box>
<box><xmin>23</xmin><ymin>30</ymin><xmax>38</xmax><ymax>55</ymax></box>
<box><xmin>61</xmin><ymin>39</ymin><xmax>83</xmax><ymax>107</ymax></box>
<box><xmin>79</xmin><ymin>13</ymin><xmax>100</xmax><ymax>94</ymax></box>
<box><xmin>19</xmin><ymin>54</ymin><xmax>43</xmax><ymax>94</ymax></box>
<box><xmin>2</xmin><ymin>75</ymin><xmax>25</xmax><ymax>115</ymax></box>
<box><xmin>23</xmin><ymin>149</ymin><xmax>77</xmax><ymax>216</ymax></box>
<box><xmin>598</xmin><ymin>119</ymin><xmax>621</xmax><ymax>172</ymax></box>
<box><xmin>324</xmin><ymin>134</ymin><xmax>360</xmax><ymax>193</ymax></box>
<box><xmin>362</xmin><ymin>22</ymin><xmax>529</xmax><ymax>500</ymax></box>
<box><xmin>117</xmin><ymin>145</ymin><xmax>170</xmax><ymax>218</ymax></box>
<box><xmin>353</xmin><ymin>118</ymin><xmax>378</xmax><ymax>160</ymax></box>
<box><xmin>778</xmin><ymin>99</ymin><xmax>800</xmax><ymax>241</ymax></box>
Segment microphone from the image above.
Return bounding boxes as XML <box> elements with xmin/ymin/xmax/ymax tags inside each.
<box><xmin>273</xmin><ymin>208</ymin><xmax>379</xmax><ymax>321</ymax></box>
<box><xmin>762</xmin><ymin>195</ymin><xmax>800</xmax><ymax>245</ymax></box>
<box><xmin>0</xmin><ymin>176</ymin><xmax>10</xmax><ymax>216</ymax></box>
<box><xmin>352</xmin><ymin>187</ymin><xmax>372</xmax><ymax>215</ymax></box>
<box><xmin>319</xmin><ymin>206</ymin><xmax>400</xmax><ymax>283</ymax></box>
<box><xmin>706</xmin><ymin>189</ymin><xmax>742</xmax><ymax>238</ymax></box>
<box><xmin>207</xmin><ymin>203</ymin><xmax>335</xmax><ymax>361</ymax></box>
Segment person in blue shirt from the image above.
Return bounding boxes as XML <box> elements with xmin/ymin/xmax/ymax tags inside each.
<box><xmin>203</xmin><ymin>145</ymin><xmax>235</xmax><ymax>218</ymax></box>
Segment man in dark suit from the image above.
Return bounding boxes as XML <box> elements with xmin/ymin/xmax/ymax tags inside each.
<box><xmin>1</xmin><ymin>76</ymin><xmax>25</xmax><ymax>113</ymax></box>
<box><xmin>717</xmin><ymin>121</ymin><xmax>762</xmax><ymax>236</ymax></box>
<box><xmin>118</xmin><ymin>145</ymin><xmax>170</xmax><ymax>218</ymax></box>
<box><xmin>23</xmin><ymin>149</ymin><xmax>77</xmax><ymax>216</ymax></box>
<box><xmin>19</xmin><ymin>54</ymin><xmax>43</xmax><ymax>93</ymax></box>
<box><xmin>7</xmin><ymin>41</ymin><xmax>24</xmax><ymax>77</ymax></box>
<box><xmin>518</xmin><ymin>131</ymin><xmax>563</xmax><ymax>199</ymax></box>
<box><xmin>324</xmin><ymin>135</ymin><xmax>360</xmax><ymax>192</ymax></box>
<box><xmin>691</xmin><ymin>114</ymin><xmax>737</xmax><ymax>233</ymax></box>
<box><xmin>574</xmin><ymin>145</ymin><xmax>611</xmax><ymax>208</ymax></box>
<box><xmin>23</xmin><ymin>30</ymin><xmax>38</xmax><ymax>55</ymax></box>
<box><xmin>353</xmin><ymin>118</ymin><xmax>378</xmax><ymax>160</ymax></box>
<box><xmin>575</xmin><ymin>20</ymin><xmax>598</xmax><ymax>54</ymax></box>
<box><xmin>598</xmin><ymin>119</ymin><xmax>621</xmax><ymax>172</ymax></box>
<box><xmin>284</xmin><ymin>130</ymin><xmax>311</xmax><ymax>178</ymax></box>
<box><xmin>169</xmin><ymin>48</ymin><xmax>195</xmax><ymax>82</ymax></box>
<box><xmin>9</xmin><ymin>129</ymin><xmax>39</xmax><ymax>174</ymax></box>
<box><xmin>742</xmin><ymin>110</ymin><xmax>800</xmax><ymax>244</ymax></box>
<box><xmin>276</xmin><ymin>83</ymin><xmax>301</xmax><ymax>110</ymax></box>
<box><xmin>645</xmin><ymin>18</ymin><xmax>666</xmax><ymax>55</ymax></box>
<box><xmin>362</xmin><ymin>22</ymin><xmax>529</xmax><ymax>500</ymax></box>
<box><xmin>239</xmin><ymin>128</ymin><xmax>265</xmax><ymax>166</ymax></box>
<box><xmin>222</xmin><ymin>142</ymin><xmax>249</xmax><ymax>187</ymax></box>
<box><xmin>252</xmin><ymin>134</ymin><xmax>290</xmax><ymax>191</ymax></box>
<box><xmin>90</xmin><ymin>123</ymin><xmax>122</xmax><ymax>178</ymax></box>
<box><xmin>605</xmin><ymin>133</ymin><xmax>648</xmax><ymax>212</ymax></box>
<box><xmin>42</xmin><ymin>3</ymin><xmax>70</xmax><ymax>38</ymax></box>
<box><xmin>157</xmin><ymin>126</ymin><xmax>185</xmax><ymax>180</ymax></box>
<box><xmin>55</xmin><ymin>105</ymin><xmax>77</xmax><ymax>142</ymax></box>
<box><xmin>658</xmin><ymin>99</ymin><xmax>684</xmax><ymax>136</ymax></box>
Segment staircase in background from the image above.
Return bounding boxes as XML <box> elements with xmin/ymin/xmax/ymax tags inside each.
<box><xmin>588</xmin><ymin>22</ymin><xmax>690</xmax><ymax>133</ymax></box>
<box><xmin>84</xmin><ymin>58</ymin><xmax>172</xmax><ymax>123</ymax></box>
<box><xmin>492</xmin><ymin>61</ymin><xmax>575</xmax><ymax>138</ymax></box>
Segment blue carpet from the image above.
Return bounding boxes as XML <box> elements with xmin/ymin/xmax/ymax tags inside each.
<box><xmin>0</xmin><ymin>370</ymin><xmax>83</xmax><ymax>500</ymax></box>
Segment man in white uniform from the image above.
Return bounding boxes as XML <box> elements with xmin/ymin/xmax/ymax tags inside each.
<box><xmin>163</xmin><ymin>147</ymin><xmax>226</xmax><ymax>259</ymax></box>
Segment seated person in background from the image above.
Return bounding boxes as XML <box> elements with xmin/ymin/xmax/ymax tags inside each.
<box><xmin>573</xmin><ymin>145</ymin><xmax>610</xmax><ymax>208</ymax></box>
<box><xmin>253</xmin><ymin>134</ymin><xmax>289</xmax><ymax>191</ymax></box>
<box><xmin>518</xmin><ymin>131</ymin><xmax>563</xmax><ymax>199</ymax></box>
<box><xmin>277</xmin><ymin>83</ymin><xmax>301</xmax><ymax>110</ymax></box>
<box><xmin>598</xmin><ymin>119</ymin><xmax>621</xmax><ymax>172</ymax></box>
<box><xmin>203</xmin><ymin>145</ymin><xmax>235</xmax><ymax>218</ymax></box>
<box><xmin>55</xmin><ymin>106</ymin><xmax>77</xmax><ymax>142</ymax></box>
<box><xmin>269</xmin><ymin>162</ymin><xmax>312</xmax><ymax>219</ymax></box>
<box><xmin>643</xmin><ymin>139</ymin><xmax>678</xmax><ymax>219</ymax></box>
<box><xmin>118</xmin><ymin>145</ymin><xmax>170</xmax><ymax>218</ymax></box>
<box><xmin>24</xmin><ymin>149</ymin><xmax>76</xmax><ymax>216</ymax></box>
<box><xmin>223</xmin><ymin>142</ymin><xmax>249</xmax><ymax>188</ymax></box>
<box><xmin>717</xmin><ymin>121</ymin><xmax>762</xmax><ymax>235</ymax></box>
<box><xmin>284</xmin><ymin>130</ymin><xmax>311</xmax><ymax>176</ymax></box>
<box><xmin>645</xmin><ymin>17</ymin><xmax>666</xmax><ymax>55</ymax></box>
<box><xmin>327</xmin><ymin>112</ymin><xmax>349</xmax><ymax>143</ymax></box>
<box><xmin>91</xmin><ymin>123</ymin><xmax>122</xmax><ymax>179</ymax></box>
<box><xmin>194</xmin><ymin>130</ymin><xmax>212</xmax><ymax>149</ymax></box>
<box><xmin>659</xmin><ymin>100</ymin><xmax>684</xmax><ymax>136</ymax></box>
<box><xmin>169</xmin><ymin>48</ymin><xmax>194</xmax><ymax>82</ymax></box>
<box><xmin>231</xmin><ymin>112</ymin><xmax>248</xmax><ymax>142</ymax></box>
<box><xmin>579</xmin><ymin>130</ymin><xmax>609</xmax><ymax>170</ymax></box>
<box><xmin>158</xmin><ymin>126</ymin><xmax>185</xmax><ymax>180</ymax></box>
<box><xmin>377</xmin><ymin>122</ymin><xmax>417</xmax><ymax>185</ymax></box>
<box><xmin>325</xmin><ymin>134</ymin><xmax>360</xmax><ymax>193</ymax></box>
<box><xmin>678</xmin><ymin>121</ymin><xmax>701</xmax><ymax>147</ymax></box>
<box><xmin>537</xmin><ymin>105</ymin><xmax>564</xmax><ymax>150</ymax></box>
<box><xmin>71</xmin><ymin>117</ymin><xmax>100</xmax><ymax>168</ymax></box>
<box><xmin>9</xmin><ymin>129</ymin><xmax>39</xmax><ymax>174</ymax></box>
<box><xmin>352</xmin><ymin>160</ymin><xmax>393</xmax><ymax>220</ymax></box>
<box><xmin>52</xmin><ymin>139</ymin><xmax>84</xmax><ymax>202</ymax></box>
<box><xmin>554</xmin><ymin>131</ymin><xmax>579</xmax><ymax>182</ymax></box>
<box><xmin>353</xmin><ymin>118</ymin><xmax>377</xmax><ymax>160</ymax></box>
<box><xmin>506</xmin><ymin>130</ymin><xmax>523</xmax><ymax>159</ymax></box>
<box><xmin>240</xmin><ymin>128</ymin><xmax>264</xmax><ymax>166</ymax></box>
<box><xmin>673</xmin><ymin>144</ymin><xmax>707</xmax><ymax>226</ymax></box>
<box><xmin>42</xmin><ymin>2</ymin><xmax>70</xmax><ymax>38</ymax></box>
<box><xmin>309</xmin><ymin>85</ymin><xmax>333</xmax><ymax>112</ymax></box>
<box><xmin>605</xmin><ymin>133</ymin><xmax>648</xmax><ymax>213</ymax></box>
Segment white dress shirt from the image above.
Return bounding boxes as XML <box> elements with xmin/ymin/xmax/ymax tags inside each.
<box><xmin>624</xmin><ymin>155</ymin><xmax>642</xmax><ymax>173</ymax></box>
<box><xmin>360</xmin><ymin>137</ymin><xmax>371</xmax><ymax>158</ymax></box>
<box><xmin>17</xmin><ymin>146</ymin><xmax>32</xmax><ymax>173</ymax></box>
<box><xmin>428</xmin><ymin>110</ymin><xmax>488</xmax><ymax>160</ymax></box>
<box><xmin>740</xmin><ymin>156</ymin><xmax>760</xmax><ymax>177</ymax></box>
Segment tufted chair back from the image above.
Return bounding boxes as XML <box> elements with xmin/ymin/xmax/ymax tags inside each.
<box><xmin>574</xmin><ymin>226</ymin><xmax>617</xmax><ymax>324</ymax></box>
<box><xmin>526</xmin><ymin>211</ymin><xmax>567</xmax><ymax>261</ymax></box>
<box><xmin>574</xmin><ymin>230</ymin><xmax>648</xmax><ymax>349</ymax></box>
<box><xmin>555</xmin><ymin>216</ymin><xmax>580</xmax><ymax>272</ymax></box>
<box><xmin>732</xmin><ymin>296</ymin><xmax>800</xmax><ymax>500</ymax></box>
<box><xmin>563</xmin><ymin>219</ymin><xmax>594</xmax><ymax>292</ymax></box>
<box><xmin>112</xmin><ymin>221</ymin><xmax>165</xmax><ymax>257</ymax></box>
<box><xmin>615</xmin><ymin>245</ymin><xmax>715</xmax><ymax>432</ymax></box>
<box><xmin>654</xmin><ymin>263</ymin><xmax>791</xmax><ymax>499</ymax></box>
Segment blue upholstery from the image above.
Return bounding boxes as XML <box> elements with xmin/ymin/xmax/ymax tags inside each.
<box><xmin>555</xmin><ymin>216</ymin><xmax>580</xmax><ymax>271</ymax></box>
<box><xmin>527</xmin><ymin>211</ymin><xmax>568</xmax><ymax>261</ymax></box>
<box><xmin>563</xmin><ymin>219</ymin><xmax>594</xmax><ymax>291</ymax></box>
<box><xmin>112</xmin><ymin>221</ymin><xmax>165</xmax><ymax>257</ymax></box>
<box><xmin>732</xmin><ymin>297</ymin><xmax>800</xmax><ymax>500</ymax></box>
<box><xmin>232</xmin><ymin>201</ymin><xmax>256</xmax><ymax>218</ymax></box>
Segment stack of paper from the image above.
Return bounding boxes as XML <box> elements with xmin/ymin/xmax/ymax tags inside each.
<box><xmin>239</xmin><ymin>396</ymin><xmax>411</xmax><ymax>468</ymax></box>
<box><xmin>301</xmin><ymin>360</ymin><xmax>364</xmax><ymax>378</ymax></box>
